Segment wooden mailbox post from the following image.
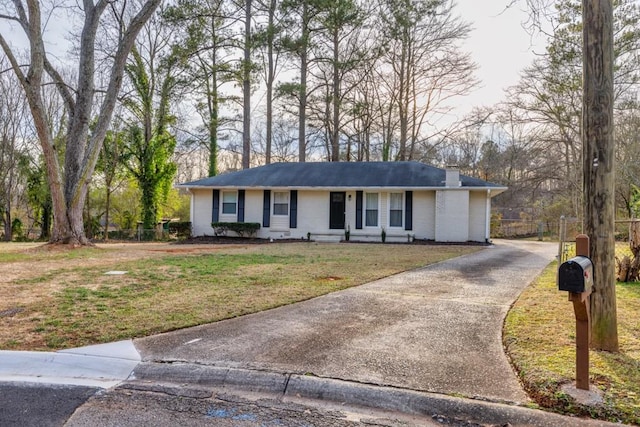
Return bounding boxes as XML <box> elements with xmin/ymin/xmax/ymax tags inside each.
<box><xmin>559</xmin><ymin>234</ymin><xmax>592</xmax><ymax>391</ymax></box>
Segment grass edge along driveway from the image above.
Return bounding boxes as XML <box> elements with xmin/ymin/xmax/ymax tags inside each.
<box><xmin>504</xmin><ymin>261</ymin><xmax>640</xmax><ymax>425</ymax></box>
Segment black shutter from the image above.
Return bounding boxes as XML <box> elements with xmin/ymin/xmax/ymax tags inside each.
<box><xmin>405</xmin><ymin>191</ymin><xmax>413</xmax><ymax>231</ymax></box>
<box><xmin>290</xmin><ymin>190</ymin><xmax>298</xmax><ymax>228</ymax></box>
<box><xmin>263</xmin><ymin>190</ymin><xmax>271</xmax><ymax>227</ymax></box>
<box><xmin>355</xmin><ymin>191</ymin><xmax>363</xmax><ymax>229</ymax></box>
<box><xmin>212</xmin><ymin>189</ymin><xmax>220</xmax><ymax>223</ymax></box>
<box><xmin>238</xmin><ymin>190</ymin><xmax>245</xmax><ymax>222</ymax></box>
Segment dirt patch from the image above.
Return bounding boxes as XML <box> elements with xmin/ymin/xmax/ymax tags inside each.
<box><xmin>317</xmin><ymin>276</ymin><xmax>343</xmax><ymax>281</ymax></box>
<box><xmin>0</xmin><ymin>307</ymin><xmax>24</xmax><ymax>318</ymax></box>
<box><xmin>178</xmin><ymin>236</ymin><xmax>305</xmax><ymax>245</ymax></box>
<box><xmin>0</xmin><ymin>243</ymin><xmax>228</xmax><ymax>309</ymax></box>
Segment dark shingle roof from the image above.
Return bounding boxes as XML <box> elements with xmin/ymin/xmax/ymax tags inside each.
<box><xmin>179</xmin><ymin>161</ymin><xmax>506</xmax><ymax>190</ymax></box>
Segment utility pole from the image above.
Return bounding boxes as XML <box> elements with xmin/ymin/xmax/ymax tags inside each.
<box><xmin>582</xmin><ymin>0</ymin><xmax>618</xmax><ymax>351</ymax></box>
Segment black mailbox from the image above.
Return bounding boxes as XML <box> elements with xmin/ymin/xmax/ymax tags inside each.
<box><xmin>558</xmin><ymin>256</ymin><xmax>593</xmax><ymax>293</ymax></box>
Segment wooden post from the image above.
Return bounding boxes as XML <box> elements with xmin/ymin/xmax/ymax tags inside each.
<box><xmin>582</xmin><ymin>0</ymin><xmax>618</xmax><ymax>351</ymax></box>
<box><xmin>571</xmin><ymin>234</ymin><xmax>591</xmax><ymax>390</ymax></box>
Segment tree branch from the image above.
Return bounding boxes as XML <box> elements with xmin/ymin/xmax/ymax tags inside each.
<box><xmin>43</xmin><ymin>56</ymin><xmax>75</xmax><ymax>115</ymax></box>
<box><xmin>79</xmin><ymin>0</ymin><xmax>162</xmax><ymax>199</ymax></box>
<box><xmin>0</xmin><ymin>34</ymin><xmax>27</xmax><ymax>87</ymax></box>
<box><xmin>0</xmin><ymin>13</ymin><xmax>21</xmax><ymax>22</ymax></box>
<box><xmin>10</xmin><ymin>0</ymin><xmax>30</xmax><ymax>33</ymax></box>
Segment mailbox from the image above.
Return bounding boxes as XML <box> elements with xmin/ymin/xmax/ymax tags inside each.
<box><xmin>558</xmin><ymin>256</ymin><xmax>593</xmax><ymax>293</ymax></box>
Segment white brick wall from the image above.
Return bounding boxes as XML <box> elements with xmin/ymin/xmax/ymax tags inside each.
<box><xmin>435</xmin><ymin>190</ymin><xmax>470</xmax><ymax>242</ymax></box>
<box><xmin>297</xmin><ymin>191</ymin><xmax>332</xmax><ymax>239</ymax></box>
<box><xmin>380</xmin><ymin>192</ymin><xmax>389</xmax><ymax>229</ymax></box>
<box><xmin>468</xmin><ymin>191</ymin><xmax>488</xmax><ymax>242</ymax></box>
<box><xmin>189</xmin><ymin>187</ymin><xmax>491</xmax><ymax>243</ymax></box>
<box><xmin>414</xmin><ymin>192</ymin><xmax>436</xmax><ymax>240</ymax></box>
<box><xmin>244</xmin><ymin>190</ymin><xmax>263</xmax><ymax>224</ymax></box>
<box><xmin>191</xmin><ymin>189</ymin><xmax>214</xmax><ymax>236</ymax></box>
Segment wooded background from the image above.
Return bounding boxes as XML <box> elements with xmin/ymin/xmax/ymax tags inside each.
<box><xmin>2</xmin><ymin>0</ymin><xmax>640</xmax><ymax>243</ymax></box>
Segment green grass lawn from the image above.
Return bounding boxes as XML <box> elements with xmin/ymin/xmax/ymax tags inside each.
<box><xmin>504</xmin><ymin>253</ymin><xmax>640</xmax><ymax>424</ymax></box>
<box><xmin>6</xmin><ymin>239</ymin><xmax>637</xmax><ymax>423</ymax></box>
<box><xmin>0</xmin><ymin>241</ymin><xmax>479</xmax><ymax>351</ymax></box>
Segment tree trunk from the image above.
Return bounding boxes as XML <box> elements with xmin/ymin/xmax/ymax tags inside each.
<box><xmin>331</xmin><ymin>27</ymin><xmax>340</xmax><ymax>162</ymax></box>
<box><xmin>616</xmin><ymin>255</ymin><xmax>630</xmax><ymax>282</ymax></box>
<box><xmin>242</xmin><ymin>0</ymin><xmax>252</xmax><ymax>169</ymax></box>
<box><xmin>398</xmin><ymin>43</ymin><xmax>407</xmax><ymax>161</ymax></box>
<box><xmin>1</xmin><ymin>0</ymin><xmax>161</xmax><ymax>247</ymax></box>
<box><xmin>265</xmin><ymin>0</ymin><xmax>276</xmax><ymax>165</ymax></box>
<box><xmin>630</xmin><ymin>220</ymin><xmax>640</xmax><ymax>257</ymax></box>
<box><xmin>141</xmin><ymin>179</ymin><xmax>157</xmax><ymax>232</ymax></box>
<box><xmin>207</xmin><ymin>54</ymin><xmax>219</xmax><ymax>177</ymax></box>
<box><xmin>617</xmin><ymin>220</ymin><xmax>640</xmax><ymax>281</ymax></box>
<box><xmin>40</xmin><ymin>200</ymin><xmax>52</xmax><ymax>241</ymax></box>
<box><xmin>583</xmin><ymin>0</ymin><xmax>618</xmax><ymax>352</ymax></box>
<box><xmin>3</xmin><ymin>207</ymin><xmax>11</xmax><ymax>241</ymax></box>
<box><xmin>104</xmin><ymin>187</ymin><xmax>111</xmax><ymax>241</ymax></box>
<box><xmin>298</xmin><ymin>1</ymin><xmax>309</xmax><ymax>163</ymax></box>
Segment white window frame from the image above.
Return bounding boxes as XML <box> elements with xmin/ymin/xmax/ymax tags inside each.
<box><xmin>273</xmin><ymin>191</ymin><xmax>289</xmax><ymax>216</ymax></box>
<box><xmin>388</xmin><ymin>192</ymin><xmax>404</xmax><ymax>228</ymax></box>
<box><xmin>222</xmin><ymin>191</ymin><xmax>237</xmax><ymax>215</ymax></box>
<box><xmin>365</xmin><ymin>192</ymin><xmax>379</xmax><ymax>228</ymax></box>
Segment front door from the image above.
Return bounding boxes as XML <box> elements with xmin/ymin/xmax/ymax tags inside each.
<box><xmin>329</xmin><ymin>192</ymin><xmax>346</xmax><ymax>229</ymax></box>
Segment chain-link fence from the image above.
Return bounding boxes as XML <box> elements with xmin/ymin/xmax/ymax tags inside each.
<box><xmin>492</xmin><ymin>218</ymin><xmax>582</xmax><ymax>241</ymax></box>
<box><xmin>91</xmin><ymin>222</ymin><xmax>192</xmax><ymax>242</ymax></box>
<box><xmin>92</xmin><ymin>229</ymin><xmax>171</xmax><ymax>242</ymax></box>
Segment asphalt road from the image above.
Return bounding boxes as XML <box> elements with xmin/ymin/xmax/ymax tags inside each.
<box><xmin>65</xmin><ymin>383</ymin><xmax>478</xmax><ymax>427</ymax></box>
<box><xmin>0</xmin><ymin>381</ymin><xmax>472</xmax><ymax>426</ymax></box>
<box><xmin>0</xmin><ymin>382</ymin><xmax>98</xmax><ymax>427</ymax></box>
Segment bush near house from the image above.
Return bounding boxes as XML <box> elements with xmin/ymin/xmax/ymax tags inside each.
<box><xmin>168</xmin><ymin>221</ymin><xmax>191</xmax><ymax>239</ymax></box>
<box><xmin>212</xmin><ymin>222</ymin><xmax>260</xmax><ymax>238</ymax></box>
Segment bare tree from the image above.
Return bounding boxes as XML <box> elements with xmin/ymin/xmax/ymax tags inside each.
<box><xmin>279</xmin><ymin>0</ymin><xmax>318</xmax><ymax>162</ymax></box>
<box><xmin>0</xmin><ymin>57</ymin><xmax>28</xmax><ymax>240</ymax></box>
<box><xmin>166</xmin><ymin>0</ymin><xmax>240</xmax><ymax>177</ymax></box>
<box><xmin>254</xmin><ymin>0</ymin><xmax>283</xmax><ymax>164</ymax></box>
<box><xmin>119</xmin><ymin>12</ymin><xmax>180</xmax><ymax>231</ymax></box>
<box><xmin>0</xmin><ymin>0</ymin><xmax>161</xmax><ymax>245</ymax></box>
<box><xmin>377</xmin><ymin>0</ymin><xmax>477</xmax><ymax>161</ymax></box>
<box><xmin>241</xmin><ymin>0</ymin><xmax>252</xmax><ymax>169</ymax></box>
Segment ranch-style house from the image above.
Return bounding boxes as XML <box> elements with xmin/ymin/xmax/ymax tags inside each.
<box><xmin>178</xmin><ymin>161</ymin><xmax>507</xmax><ymax>243</ymax></box>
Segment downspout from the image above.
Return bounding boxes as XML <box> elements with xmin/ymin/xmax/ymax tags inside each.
<box><xmin>485</xmin><ymin>189</ymin><xmax>491</xmax><ymax>243</ymax></box>
<box><xmin>189</xmin><ymin>189</ymin><xmax>195</xmax><ymax>229</ymax></box>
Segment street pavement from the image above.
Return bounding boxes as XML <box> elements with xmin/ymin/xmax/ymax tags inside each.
<box><xmin>0</xmin><ymin>240</ymin><xmax>625</xmax><ymax>426</ymax></box>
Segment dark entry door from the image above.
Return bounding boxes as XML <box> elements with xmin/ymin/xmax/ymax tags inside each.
<box><xmin>329</xmin><ymin>192</ymin><xmax>346</xmax><ymax>229</ymax></box>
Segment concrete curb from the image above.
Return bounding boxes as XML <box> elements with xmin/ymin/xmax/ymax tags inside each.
<box><xmin>131</xmin><ymin>362</ymin><xmax>618</xmax><ymax>427</ymax></box>
<box><xmin>0</xmin><ymin>340</ymin><xmax>140</xmax><ymax>388</ymax></box>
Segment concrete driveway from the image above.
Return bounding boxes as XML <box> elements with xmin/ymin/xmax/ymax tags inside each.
<box><xmin>134</xmin><ymin>240</ymin><xmax>557</xmax><ymax>405</ymax></box>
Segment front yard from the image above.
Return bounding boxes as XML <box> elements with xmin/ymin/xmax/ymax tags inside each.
<box><xmin>3</xmin><ymin>240</ymin><xmax>637</xmax><ymax>424</ymax></box>
<box><xmin>0</xmin><ymin>241</ymin><xmax>478</xmax><ymax>351</ymax></box>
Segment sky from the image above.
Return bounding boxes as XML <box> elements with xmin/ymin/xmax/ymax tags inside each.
<box><xmin>452</xmin><ymin>0</ymin><xmax>547</xmax><ymax>119</ymax></box>
<box><xmin>0</xmin><ymin>0</ymin><xmax>549</xmax><ymax>125</ymax></box>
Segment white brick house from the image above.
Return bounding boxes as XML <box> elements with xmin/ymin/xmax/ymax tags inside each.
<box><xmin>178</xmin><ymin>162</ymin><xmax>507</xmax><ymax>243</ymax></box>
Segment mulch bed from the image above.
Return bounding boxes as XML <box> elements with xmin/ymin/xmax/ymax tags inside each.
<box><xmin>177</xmin><ymin>236</ymin><xmax>490</xmax><ymax>246</ymax></box>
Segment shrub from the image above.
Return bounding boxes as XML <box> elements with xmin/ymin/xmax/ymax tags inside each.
<box><xmin>211</xmin><ymin>222</ymin><xmax>261</xmax><ymax>238</ymax></box>
<box><xmin>168</xmin><ymin>221</ymin><xmax>191</xmax><ymax>239</ymax></box>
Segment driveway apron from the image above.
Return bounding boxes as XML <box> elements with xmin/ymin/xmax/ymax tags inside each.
<box><xmin>134</xmin><ymin>240</ymin><xmax>557</xmax><ymax>404</ymax></box>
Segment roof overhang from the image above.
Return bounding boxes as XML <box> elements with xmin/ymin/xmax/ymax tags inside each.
<box><xmin>177</xmin><ymin>184</ymin><xmax>509</xmax><ymax>198</ymax></box>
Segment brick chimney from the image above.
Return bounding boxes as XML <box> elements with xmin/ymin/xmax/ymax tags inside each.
<box><xmin>445</xmin><ymin>166</ymin><xmax>461</xmax><ymax>187</ymax></box>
